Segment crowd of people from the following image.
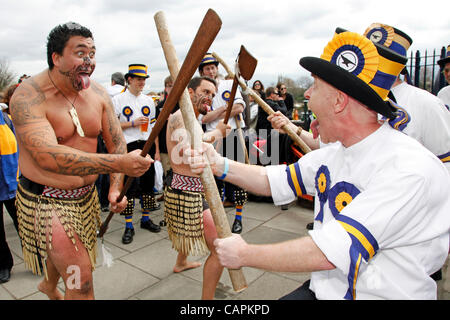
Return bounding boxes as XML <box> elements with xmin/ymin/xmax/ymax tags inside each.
<box><xmin>0</xmin><ymin>20</ymin><xmax>449</xmax><ymax>301</ymax></box>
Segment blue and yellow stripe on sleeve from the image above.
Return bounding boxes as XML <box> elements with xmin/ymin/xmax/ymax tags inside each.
<box><xmin>285</xmin><ymin>162</ymin><xmax>306</xmax><ymax>197</ymax></box>
<box><xmin>336</xmin><ymin>214</ymin><xmax>379</xmax><ymax>300</ymax></box>
<box><xmin>438</xmin><ymin>152</ymin><xmax>450</xmax><ymax>164</ymax></box>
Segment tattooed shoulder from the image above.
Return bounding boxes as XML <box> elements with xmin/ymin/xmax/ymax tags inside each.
<box><xmin>168</xmin><ymin>112</ymin><xmax>184</xmax><ymax>132</ymax></box>
<box><xmin>10</xmin><ymin>79</ymin><xmax>46</xmax><ymax>125</ymax></box>
<box><xmin>91</xmin><ymin>81</ymin><xmax>109</xmax><ymax>99</ymax></box>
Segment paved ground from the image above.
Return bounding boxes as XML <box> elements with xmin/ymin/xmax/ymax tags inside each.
<box><xmin>1</xmin><ymin>197</ymin><xmax>448</xmax><ymax>300</ymax></box>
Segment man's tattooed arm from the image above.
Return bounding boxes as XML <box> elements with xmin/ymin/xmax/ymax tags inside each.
<box><xmin>91</xmin><ymin>82</ymin><xmax>127</xmax><ymax>190</ymax></box>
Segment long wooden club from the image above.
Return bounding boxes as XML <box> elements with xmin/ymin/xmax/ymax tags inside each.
<box><xmin>97</xmin><ymin>9</ymin><xmax>225</xmax><ymax>238</ymax></box>
<box><xmin>154</xmin><ymin>10</ymin><xmax>248</xmax><ymax>293</ymax></box>
<box><xmin>212</xmin><ymin>52</ymin><xmax>312</xmax><ymax>154</ymax></box>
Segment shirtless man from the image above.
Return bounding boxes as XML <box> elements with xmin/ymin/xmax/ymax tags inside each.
<box><xmin>9</xmin><ymin>22</ymin><xmax>152</xmax><ymax>300</ymax></box>
<box><xmin>164</xmin><ymin>76</ymin><xmax>229</xmax><ymax>299</ymax></box>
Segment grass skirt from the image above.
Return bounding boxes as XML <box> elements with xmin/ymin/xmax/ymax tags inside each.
<box><xmin>15</xmin><ymin>183</ymin><xmax>100</xmax><ymax>279</ymax></box>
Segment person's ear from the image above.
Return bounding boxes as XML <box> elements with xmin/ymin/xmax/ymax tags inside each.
<box><xmin>334</xmin><ymin>90</ymin><xmax>348</xmax><ymax>114</ymax></box>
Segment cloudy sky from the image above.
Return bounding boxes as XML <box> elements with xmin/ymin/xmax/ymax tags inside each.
<box><xmin>1</xmin><ymin>0</ymin><xmax>449</xmax><ymax>93</ymax></box>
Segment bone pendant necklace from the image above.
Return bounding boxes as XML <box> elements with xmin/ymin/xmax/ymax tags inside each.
<box><xmin>48</xmin><ymin>70</ymin><xmax>85</xmax><ymax>137</ymax></box>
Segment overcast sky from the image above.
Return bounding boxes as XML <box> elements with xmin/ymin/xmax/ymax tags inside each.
<box><xmin>1</xmin><ymin>0</ymin><xmax>449</xmax><ymax>93</ymax></box>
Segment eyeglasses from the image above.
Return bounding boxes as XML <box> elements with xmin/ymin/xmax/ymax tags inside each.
<box><xmin>280</xmin><ymin>87</ymin><xmax>286</xmax><ymax>90</ymax></box>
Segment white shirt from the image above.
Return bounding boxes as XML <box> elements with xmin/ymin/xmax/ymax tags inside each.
<box><xmin>437</xmin><ymin>85</ymin><xmax>450</xmax><ymax>108</ymax></box>
<box><xmin>112</xmin><ymin>90</ymin><xmax>156</xmax><ymax>144</ymax></box>
<box><xmin>205</xmin><ymin>79</ymin><xmax>246</xmax><ymax>132</ymax></box>
<box><xmin>266</xmin><ymin>123</ymin><xmax>450</xmax><ymax>299</ymax></box>
<box><xmin>389</xmin><ymin>81</ymin><xmax>450</xmax><ymax>172</ymax></box>
<box><xmin>107</xmin><ymin>84</ymin><xmax>124</xmax><ymax>98</ymax></box>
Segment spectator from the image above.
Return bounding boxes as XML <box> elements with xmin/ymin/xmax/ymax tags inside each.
<box><xmin>112</xmin><ymin>63</ymin><xmax>161</xmax><ymax>245</ymax></box>
<box><xmin>106</xmin><ymin>72</ymin><xmax>125</xmax><ymax>98</ymax></box>
<box><xmin>277</xmin><ymin>82</ymin><xmax>295</xmax><ymax>119</ymax></box>
<box><xmin>437</xmin><ymin>45</ymin><xmax>450</xmax><ymax>107</ymax></box>
<box><xmin>0</xmin><ymin>107</ymin><xmax>19</xmax><ymax>284</ymax></box>
<box><xmin>252</xmin><ymin>80</ymin><xmax>265</xmax><ymax>100</ymax></box>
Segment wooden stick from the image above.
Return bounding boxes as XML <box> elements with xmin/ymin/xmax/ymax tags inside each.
<box><xmin>154</xmin><ymin>9</ymin><xmax>248</xmax><ymax>293</ymax></box>
<box><xmin>212</xmin><ymin>52</ymin><xmax>312</xmax><ymax>154</ymax></box>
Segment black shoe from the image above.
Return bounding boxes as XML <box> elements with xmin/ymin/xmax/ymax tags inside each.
<box><xmin>122</xmin><ymin>228</ymin><xmax>135</xmax><ymax>244</ymax></box>
<box><xmin>231</xmin><ymin>219</ymin><xmax>242</xmax><ymax>234</ymax></box>
<box><xmin>149</xmin><ymin>203</ymin><xmax>161</xmax><ymax>211</ymax></box>
<box><xmin>140</xmin><ymin>219</ymin><xmax>161</xmax><ymax>233</ymax></box>
<box><xmin>159</xmin><ymin>219</ymin><xmax>167</xmax><ymax>227</ymax></box>
<box><xmin>306</xmin><ymin>222</ymin><xmax>314</xmax><ymax>230</ymax></box>
<box><xmin>0</xmin><ymin>268</ymin><xmax>11</xmax><ymax>284</ymax></box>
<box><xmin>281</xmin><ymin>204</ymin><xmax>289</xmax><ymax>210</ymax></box>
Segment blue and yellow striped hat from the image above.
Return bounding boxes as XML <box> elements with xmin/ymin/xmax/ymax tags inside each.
<box><xmin>125</xmin><ymin>64</ymin><xmax>149</xmax><ymax>79</ymax></box>
<box><xmin>363</xmin><ymin>23</ymin><xmax>412</xmax><ymax>58</ymax></box>
<box><xmin>198</xmin><ymin>53</ymin><xmax>219</xmax><ymax>72</ymax></box>
<box><xmin>300</xmin><ymin>28</ymin><xmax>406</xmax><ymax>119</ymax></box>
<box><xmin>437</xmin><ymin>45</ymin><xmax>450</xmax><ymax>68</ymax></box>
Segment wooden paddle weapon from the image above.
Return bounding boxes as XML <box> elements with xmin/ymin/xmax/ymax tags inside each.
<box><xmin>212</xmin><ymin>52</ymin><xmax>312</xmax><ymax>155</ymax></box>
<box><xmin>223</xmin><ymin>45</ymin><xmax>258</xmax><ymax>124</ymax></box>
<box><xmin>97</xmin><ymin>9</ymin><xmax>225</xmax><ymax>238</ymax></box>
<box><xmin>219</xmin><ymin>46</ymin><xmax>257</xmax><ymax>164</ymax></box>
<box><xmin>154</xmin><ymin>9</ymin><xmax>248</xmax><ymax>293</ymax></box>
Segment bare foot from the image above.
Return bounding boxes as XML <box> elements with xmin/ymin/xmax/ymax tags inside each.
<box><xmin>173</xmin><ymin>261</ymin><xmax>202</xmax><ymax>273</ymax></box>
<box><xmin>38</xmin><ymin>281</ymin><xmax>64</xmax><ymax>300</ymax></box>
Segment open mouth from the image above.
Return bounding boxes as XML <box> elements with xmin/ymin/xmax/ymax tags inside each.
<box><xmin>78</xmin><ymin>72</ymin><xmax>91</xmax><ymax>90</ymax></box>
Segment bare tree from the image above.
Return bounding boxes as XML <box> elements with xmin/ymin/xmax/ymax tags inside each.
<box><xmin>0</xmin><ymin>58</ymin><xmax>16</xmax><ymax>92</ymax></box>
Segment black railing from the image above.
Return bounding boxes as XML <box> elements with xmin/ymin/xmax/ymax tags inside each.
<box><xmin>407</xmin><ymin>46</ymin><xmax>447</xmax><ymax>94</ymax></box>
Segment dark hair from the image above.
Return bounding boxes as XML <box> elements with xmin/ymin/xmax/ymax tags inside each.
<box><xmin>3</xmin><ymin>84</ymin><xmax>18</xmax><ymax>105</ymax></box>
<box><xmin>265</xmin><ymin>86</ymin><xmax>277</xmax><ymax>97</ymax></box>
<box><xmin>164</xmin><ymin>75</ymin><xmax>174</xmax><ymax>87</ymax></box>
<box><xmin>252</xmin><ymin>80</ymin><xmax>265</xmax><ymax>91</ymax></box>
<box><xmin>111</xmin><ymin>72</ymin><xmax>125</xmax><ymax>86</ymax></box>
<box><xmin>46</xmin><ymin>22</ymin><xmax>93</xmax><ymax>69</ymax></box>
<box><xmin>188</xmin><ymin>76</ymin><xmax>216</xmax><ymax>91</ymax></box>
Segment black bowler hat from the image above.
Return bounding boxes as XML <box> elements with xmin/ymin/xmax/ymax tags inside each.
<box><xmin>300</xmin><ymin>29</ymin><xmax>406</xmax><ymax>119</ymax></box>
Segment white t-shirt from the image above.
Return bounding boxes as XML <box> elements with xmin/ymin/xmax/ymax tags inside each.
<box><xmin>437</xmin><ymin>85</ymin><xmax>450</xmax><ymax>109</ymax></box>
<box><xmin>389</xmin><ymin>81</ymin><xmax>450</xmax><ymax>172</ymax></box>
<box><xmin>107</xmin><ymin>84</ymin><xmax>124</xmax><ymax>98</ymax></box>
<box><xmin>205</xmin><ymin>79</ymin><xmax>245</xmax><ymax>132</ymax></box>
<box><xmin>112</xmin><ymin>90</ymin><xmax>156</xmax><ymax>144</ymax></box>
<box><xmin>266</xmin><ymin>123</ymin><xmax>450</xmax><ymax>299</ymax></box>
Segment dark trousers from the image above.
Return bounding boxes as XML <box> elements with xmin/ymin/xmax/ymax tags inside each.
<box><xmin>279</xmin><ymin>280</ymin><xmax>317</xmax><ymax>300</ymax></box>
<box><xmin>0</xmin><ymin>198</ymin><xmax>19</xmax><ymax>270</ymax></box>
<box><xmin>218</xmin><ymin>130</ymin><xmax>246</xmax><ymax>202</ymax></box>
<box><xmin>95</xmin><ymin>136</ymin><xmax>110</xmax><ymax>208</ymax></box>
<box><xmin>126</xmin><ymin>140</ymin><xmax>156</xmax><ymax>197</ymax></box>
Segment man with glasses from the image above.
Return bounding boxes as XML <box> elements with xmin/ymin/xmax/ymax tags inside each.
<box><xmin>437</xmin><ymin>45</ymin><xmax>450</xmax><ymax>108</ymax></box>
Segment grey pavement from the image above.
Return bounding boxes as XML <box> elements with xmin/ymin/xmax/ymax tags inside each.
<box><xmin>1</xmin><ymin>197</ymin><xmax>449</xmax><ymax>300</ymax></box>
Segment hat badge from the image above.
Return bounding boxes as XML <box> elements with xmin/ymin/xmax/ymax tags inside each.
<box><xmin>336</xmin><ymin>50</ymin><xmax>358</xmax><ymax>72</ymax></box>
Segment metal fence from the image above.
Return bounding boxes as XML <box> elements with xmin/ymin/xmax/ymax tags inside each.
<box><xmin>406</xmin><ymin>46</ymin><xmax>447</xmax><ymax>95</ymax></box>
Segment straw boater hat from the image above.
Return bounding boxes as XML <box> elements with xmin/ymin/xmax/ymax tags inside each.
<box><xmin>198</xmin><ymin>53</ymin><xmax>219</xmax><ymax>73</ymax></box>
<box><xmin>124</xmin><ymin>64</ymin><xmax>149</xmax><ymax>80</ymax></box>
<box><xmin>437</xmin><ymin>45</ymin><xmax>450</xmax><ymax>68</ymax></box>
<box><xmin>299</xmin><ymin>28</ymin><xmax>407</xmax><ymax>119</ymax></box>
